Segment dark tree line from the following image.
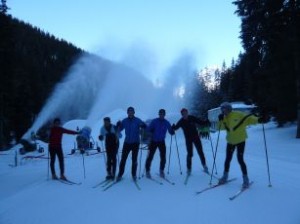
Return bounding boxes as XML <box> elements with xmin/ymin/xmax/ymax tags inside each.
<box><xmin>0</xmin><ymin>11</ymin><xmax>83</xmax><ymax>148</ymax></box>
<box><xmin>188</xmin><ymin>0</ymin><xmax>300</xmax><ymax>137</ymax></box>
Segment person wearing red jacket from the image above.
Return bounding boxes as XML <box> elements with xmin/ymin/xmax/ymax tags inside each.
<box><xmin>49</xmin><ymin>118</ymin><xmax>79</xmax><ymax>180</ymax></box>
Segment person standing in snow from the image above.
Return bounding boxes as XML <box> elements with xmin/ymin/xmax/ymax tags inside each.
<box><xmin>99</xmin><ymin>117</ymin><xmax>120</xmax><ymax>180</ymax></box>
<box><xmin>49</xmin><ymin>118</ymin><xmax>79</xmax><ymax>180</ymax></box>
<box><xmin>172</xmin><ymin>108</ymin><xmax>210</xmax><ymax>175</ymax></box>
<box><xmin>145</xmin><ymin>109</ymin><xmax>174</xmax><ymax>178</ymax></box>
<box><xmin>116</xmin><ymin>107</ymin><xmax>146</xmax><ymax>181</ymax></box>
<box><xmin>217</xmin><ymin>102</ymin><xmax>269</xmax><ymax>188</ymax></box>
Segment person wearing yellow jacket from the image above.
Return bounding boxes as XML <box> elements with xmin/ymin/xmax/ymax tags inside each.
<box><xmin>217</xmin><ymin>102</ymin><xmax>267</xmax><ymax>188</ymax></box>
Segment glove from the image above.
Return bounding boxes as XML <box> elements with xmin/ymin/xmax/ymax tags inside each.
<box><xmin>171</xmin><ymin>124</ymin><xmax>176</xmax><ymax>130</ymax></box>
<box><xmin>258</xmin><ymin>114</ymin><xmax>270</xmax><ymax>123</ymax></box>
<box><xmin>204</xmin><ymin>119</ymin><xmax>211</xmax><ymax>127</ymax></box>
<box><xmin>98</xmin><ymin>135</ymin><xmax>104</xmax><ymax>141</ymax></box>
<box><xmin>116</xmin><ymin>121</ymin><xmax>121</xmax><ymax>128</ymax></box>
<box><xmin>218</xmin><ymin>114</ymin><xmax>224</xmax><ymax>121</ymax></box>
<box><xmin>170</xmin><ymin>129</ymin><xmax>175</xmax><ymax>135</ymax></box>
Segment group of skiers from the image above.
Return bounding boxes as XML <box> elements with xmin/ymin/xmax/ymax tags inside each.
<box><xmin>48</xmin><ymin>102</ymin><xmax>269</xmax><ymax>188</ymax></box>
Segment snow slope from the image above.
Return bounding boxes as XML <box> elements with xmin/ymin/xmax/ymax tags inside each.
<box><xmin>0</xmin><ymin>120</ymin><xmax>299</xmax><ymax>224</ymax></box>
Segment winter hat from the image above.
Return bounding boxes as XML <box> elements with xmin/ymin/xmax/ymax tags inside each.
<box><xmin>127</xmin><ymin>106</ymin><xmax>135</xmax><ymax>112</ymax></box>
<box><xmin>220</xmin><ymin>102</ymin><xmax>232</xmax><ymax>112</ymax></box>
<box><xmin>181</xmin><ymin>108</ymin><xmax>188</xmax><ymax>113</ymax></box>
<box><xmin>159</xmin><ymin>109</ymin><xmax>166</xmax><ymax>115</ymax></box>
<box><xmin>103</xmin><ymin>117</ymin><xmax>110</xmax><ymax>122</ymax></box>
<box><xmin>53</xmin><ymin>118</ymin><xmax>61</xmax><ymax>124</ymax></box>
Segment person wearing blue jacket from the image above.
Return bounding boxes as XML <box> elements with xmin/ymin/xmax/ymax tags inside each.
<box><xmin>145</xmin><ymin>109</ymin><xmax>174</xmax><ymax>178</ymax></box>
<box><xmin>116</xmin><ymin>107</ymin><xmax>146</xmax><ymax>181</ymax></box>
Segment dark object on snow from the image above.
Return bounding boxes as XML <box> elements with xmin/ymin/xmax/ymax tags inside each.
<box><xmin>19</xmin><ymin>139</ymin><xmax>36</xmax><ymax>154</ymax></box>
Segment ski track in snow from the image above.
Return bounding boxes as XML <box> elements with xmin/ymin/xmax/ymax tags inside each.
<box><xmin>0</xmin><ymin>122</ymin><xmax>300</xmax><ymax>224</ymax></box>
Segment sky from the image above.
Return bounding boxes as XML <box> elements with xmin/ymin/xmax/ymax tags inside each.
<box><xmin>9</xmin><ymin>0</ymin><xmax>243</xmax><ymax>70</ymax></box>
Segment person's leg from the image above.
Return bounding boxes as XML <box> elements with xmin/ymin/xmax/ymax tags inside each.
<box><xmin>193</xmin><ymin>137</ymin><xmax>207</xmax><ymax>169</ymax></box>
<box><xmin>158</xmin><ymin>141</ymin><xmax>166</xmax><ymax>177</ymax></box>
<box><xmin>131</xmin><ymin>143</ymin><xmax>140</xmax><ymax>179</ymax></box>
<box><xmin>145</xmin><ymin>141</ymin><xmax>157</xmax><ymax>175</ymax></box>
<box><xmin>56</xmin><ymin>146</ymin><xmax>65</xmax><ymax>179</ymax></box>
<box><xmin>111</xmin><ymin>147</ymin><xmax>118</xmax><ymax>178</ymax></box>
<box><xmin>49</xmin><ymin>147</ymin><xmax>57</xmax><ymax>179</ymax></box>
<box><xmin>117</xmin><ymin>143</ymin><xmax>131</xmax><ymax>179</ymax></box>
<box><xmin>106</xmin><ymin>149</ymin><xmax>113</xmax><ymax>178</ymax></box>
<box><xmin>236</xmin><ymin>142</ymin><xmax>249</xmax><ymax>187</ymax></box>
<box><xmin>219</xmin><ymin>143</ymin><xmax>235</xmax><ymax>183</ymax></box>
<box><xmin>236</xmin><ymin>142</ymin><xmax>247</xmax><ymax>175</ymax></box>
<box><xmin>185</xmin><ymin>139</ymin><xmax>193</xmax><ymax>174</ymax></box>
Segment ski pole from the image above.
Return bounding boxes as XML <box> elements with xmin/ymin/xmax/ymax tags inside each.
<box><xmin>47</xmin><ymin>148</ymin><xmax>50</xmax><ymax>180</ymax></box>
<box><xmin>138</xmin><ymin>129</ymin><xmax>144</xmax><ymax>179</ymax></box>
<box><xmin>138</xmin><ymin>146</ymin><xmax>143</xmax><ymax>178</ymax></box>
<box><xmin>174</xmin><ymin>133</ymin><xmax>183</xmax><ymax>175</ymax></box>
<box><xmin>82</xmin><ymin>152</ymin><xmax>86</xmax><ymax>179</ymax></box>
<box><xmin>209</xmin><ymin>126</ymin><xmax>221</xmax><ymax>185</ymax></box>
<box><xmin>208</xmin><ymin>132</ymin><xmax>218</xmax><ymax>174</ymax></box>
<box><xmin>101</xmin><ymin>141</ymin><xmax>107</xmax><ymax>171</ymax></box>
<box><xmin>167</xmin><ymin>135</ymin><xmax>173</xmax><ymax>174</ymax></box>
<box><xmin>262</xmin><ymin>123</ymin><xmax>272</xmax><ymax>187</ymax></box>
<box><xmin>141</xmin><ymin>149</ymin><xmax>149</xmax><ymax>178</ymax></box>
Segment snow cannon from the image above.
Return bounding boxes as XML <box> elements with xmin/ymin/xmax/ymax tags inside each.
<box><xmin>76</xmin><ymin>126</ymin><xmax>92</xmax><ymax>153</ymax></box>
<box><xmin>19</xmin><ymin>139</ymin><xmax>37</xmax><ymax>155</ymax></box>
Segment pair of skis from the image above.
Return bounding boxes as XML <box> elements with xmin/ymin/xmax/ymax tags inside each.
<box><xmin>98</xmin><ymin>174</ymin><xmax>176</xmax><ymax>191</ymax></box>
<box><xmin>195</xmin><ymin>178</ymin><xmax>253</xmax><ymax>200</ymax></box>
<box><xmin>56</xmin><ymin>178</ymin><xmax>82</xmax><ymax>185</ymax></box>
<box><xmin>98</xmin><ymin>179</ymin><xmax>141</xmax><ymax>191</ymax></box>
<box><xmin>184</xmin><ymin>171</ymin><xmax>219</xmax><ymax>185</ymax></box>
<box><xmin>146</xmin><ymin>174</ymin><xmax>175</xmax><ymax>185</ymax></box>
<box><xmin>92</xmin><ymin>179</ymin><xmax>114</xmax><ymax>188</ymax></box>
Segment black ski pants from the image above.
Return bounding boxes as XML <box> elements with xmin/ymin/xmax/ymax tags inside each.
<box><xmin>117</xmin><ymin>142</ymin><xmax>139</xmax><ymax>178</ymax></box>
<box><xmin>49</xmin><ymin>145</ymin><xmax>64</xmax><ymax>176</ymax></box>
<box><xmin>223</xmin><ymin>141</ymin><xmax>247</xmax><ymax>175</ymax></box>
<box><xmin>185</xmin><ymin>136</ymin><xmax>206</xmax><ymax>170</ymax></box>
<box><xmin>145</xmin><ymin>141</ymin><xmax>166</xmax><ymax>172</ymax></box>
<box><xmin>106</xmin><ymin>146</ymin><xmax>118</xmax><ymax>177</ymax></box>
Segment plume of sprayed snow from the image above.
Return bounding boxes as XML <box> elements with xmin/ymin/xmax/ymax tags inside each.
<box><xmin>22</xmin><ymin>45</ymin><xmax>197</xmax><ymax>139</ymax></box>
<box><xmin>86</xmin><ymin>45</ymin><xmax>197</xmax><ymax>125</ymax></box>
<box><xmin>22</xmin><ymin>54</ymin><xmax>110</xmax><ymax>139</ymax></box>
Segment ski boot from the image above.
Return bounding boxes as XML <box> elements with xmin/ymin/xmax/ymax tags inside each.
<box><xmin>218</xmin><ymin>172</ymin><xmax>228</xmax><ymax>185</ymax></box>
<box><xmin>60</xmin><ymin>175</ymin><xmax>67</xmax><ymax>181</ymax></box>
<box><xmin>52</xmin><ymin>174</ymin><xmax>58</xmax><ymax>180</ymax></box>
<box><xmin>145</xmin><ymin>171</ymin><xmax>151</xmax><ymax>179</ymax></box>
<box><xmin>187</xmin><ymin>169</ymin><xmax>191</xmax><ymax>176</ymax></box>
<box><xmin>159</xmin><ymin>170</ymin><xmax>165</xmax><ymax>178</ymax></box>
<box><xmin>203</xmin><ymin>165</ymin><xmax>209</xmax><ymax>174</ymax></box>
<box><xmin>242</xmin><ymin>175</ymin><xmax>249</xmax><ymax>188</ymax></box>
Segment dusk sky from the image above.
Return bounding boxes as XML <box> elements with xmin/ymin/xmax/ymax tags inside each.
<box><xmin>9</xmin><ymin>0</ymin><xmax>243</xmax><ymax>69</ymax></box>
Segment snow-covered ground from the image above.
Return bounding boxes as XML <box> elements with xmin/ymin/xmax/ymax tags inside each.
<box><xmin>0</xmin><ymin>119</ymin><xmax>299</xmax><ymax>224</ymax></box>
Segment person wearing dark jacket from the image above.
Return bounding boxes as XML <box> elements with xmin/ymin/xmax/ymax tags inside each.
<box><xmin>145</xmin><ymin>109</ymin><xmax>174</xmax><ymax>178</ymax></box>
<box><xmin>99</xmin><ymin>117</ymin><xmax>120</xmax><ymax>180</ymax></box>
<box><xmin>116</xmin><ymin>107</ymin><xmax>146</xmax><ymax>181</ymax></box>
<box><xmin>49</xmin><ymin>118</ymin><xmax>79</xmax><ymax>180</ymax></box>
<box><xmin>172</xmin><ymin>108</ymin><xmax>210</xmax><ymax>175</ymax></box>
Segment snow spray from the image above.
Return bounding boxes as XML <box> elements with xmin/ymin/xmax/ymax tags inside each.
<box><xmin>22</xmin><ymin>45</ymin><xmax>196</xmax><ymax>139</ymax></box>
